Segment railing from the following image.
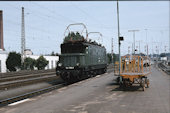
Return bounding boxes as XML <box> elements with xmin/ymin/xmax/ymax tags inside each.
<box><xmin>114</xmin><ymin>55</ymin><xmax>151</xmax><ymax>75</ymax></box>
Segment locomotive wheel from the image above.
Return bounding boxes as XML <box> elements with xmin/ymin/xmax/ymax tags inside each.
<box><xmin>117</xmin><ymin>77</ymin><xmax>120</xmax><ymax>84</ymax></box>
<box><xmin>89</xmin><ymin>71</ymin><xmax>94</xmax><ymax>77</ymax></box>
<box><xmin>98</xmin><ymin>69</ymin><xmax>102</xmax><ymax>75</ymax></box>
<box><xmin>90</xmin><ymin>74</ymin><xmax>94</xmax><ymax>78</ymax></box>
<box><xmin>93</xmin><ymin>71</ymin><xmax>97</xmax><ymax>76</ymax></box>
<box><xmin>104</xmin><ymin>68</ymin><xmax>107</xmax><ymax>73</ymax></box>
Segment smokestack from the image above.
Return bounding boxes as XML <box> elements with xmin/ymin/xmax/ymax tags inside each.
<box><xmin>0</xmin><ymin>10</ymin><xmax>4</xmax><ymax>50</ymax></box>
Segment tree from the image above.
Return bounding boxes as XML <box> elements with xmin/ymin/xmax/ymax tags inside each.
<box><xmin>6</xmin><ymin>52</ymin><xmax>21</xmax><ymax>72</ymax></box>
<box><xmin>107</xmin><ymin>53</ymin><xmax>118</xmax><ymax>64</ymax></box>
<box><xmin>23</xmin><ymin>57</ymin><xmax>36</xmax><ymax>70</ymax></box>
<box><xmin>51</xmin><ymin>51</ymin><xmax>55</xmax><ymax>56</ymax></box>
<box><xmin>35</xmin><ymin>56</ymin><xmax>48</xmax><ymax>70</ymax></box>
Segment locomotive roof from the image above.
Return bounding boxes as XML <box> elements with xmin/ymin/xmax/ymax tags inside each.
<box><xmin>62</xmin><ymin>41</ymin><xmax>105</xmax><ymax>49</ymax></box>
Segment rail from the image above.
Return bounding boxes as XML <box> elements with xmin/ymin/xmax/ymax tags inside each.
<box><xmin>0</xmin><ymin>75</ymin><xmax>59</xmax><ymax>90</ymax></box>
<box><xmin>0</xmin><ymin>71</ymin><xmax>56</xmax><ymax>83</ymax></box>
<box><xmin>0</xmin><ymin>69</ymin><xmax>55</xmax><ymax>78</ymax></box>
<box><xmin>158</xmin><ymin>62</ymin><xmax>170</xmax><ymax>75</ymax></box>
<box><xmin>0</xmin><ymin>65</ymin><xmax>114</xmax><ymax>106</ymax></box>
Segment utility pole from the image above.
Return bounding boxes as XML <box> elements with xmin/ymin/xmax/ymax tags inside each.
<box><xmin>128</xmin><ymin>30</ymin><xmax>139</xmax><ymax>55</ymax></box>
<box><xmin>128</xmin><ymin>46</ymin><xmax>130</xmax><ymax>54</ymax></box>
<box><xmin>117</xmin><ymin>0</ymin><xmax>122</xmax><ymax>84</ymax></box>
<box><xmin>145</xmin><ymin>29</ymin><xmax>149</xmax><ymax>57</ymax></box>
<box><xmin>111</xmin><ymin>38</ymin><xmax>114</xmax><ymax>64</ymax></box>
<box><xmin>152</xmin><ymin>38</ymin><xmax>154</xmax><ymax>58</ymax></box>
<box><xmin>156</xmin><ymin>45</ymin><xmax>159</xmax><ymax>64</ymax></box>
<box><xmin>21</xmin><ymin>7</ymin><xmax>25</xmax><ymax>66</ymax></box>
<box><xmin>145</xmin><ymin>45</ymin><xmax>147</xmax><ymax>53</ymax></box>
<box><xmin>136</xmin><ymin>40</ymin><xmax>142</xmax><ymax>54</ymax></box>
<box><xmin>132</xmin><ymin>43</ymin><xmax>133</xmax><ymax>54</ymax></box>
<box><xmin>136</xmin><ymin>46</ymin><xmax>138</xmax><ymax>54</ymax></box>
<box><xmin>165</xmin><ymin>46</ymin><xmax>167</xmax><ymax>53</ymax></box>
<box><xmin>169</xmin><ymin>1</ymin><xmax>170</xmax><ymax>53</ymax></box>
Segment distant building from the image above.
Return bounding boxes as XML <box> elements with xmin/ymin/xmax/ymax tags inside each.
<box><xmin>24</xmin><ymin>49</ymin><xmax>33</xmax><ymax>55</ymax></box>
<box><xmin>160</xmin><ymin>53</ymin><xmax>170</xmax><ymax>61</ymax></box>
<box><xmin>0</xmin><ymin>50</ymin><xmax>58</xmax><ymax>73</ymax></box>
<box><xmin>0</xmin><ymin>49</ymin><xmax>8</xmax><ymax>73</ymax></box>
<box><xmin>26</xmin><ymin>54</ymin><xmax>58</xmax><ymax>70</ymax></box>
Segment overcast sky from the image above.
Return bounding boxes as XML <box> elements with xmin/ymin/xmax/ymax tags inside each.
<box><xmin>0</xmin><ymin>1</ymin><xmax>169</xmax><ymax>55</ymax></box>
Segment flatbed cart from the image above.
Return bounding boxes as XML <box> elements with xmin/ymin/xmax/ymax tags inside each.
<box><xmin>114</xmin><ymin>55</ymin><xmax>151</xmax><ymax>91</ymax></box>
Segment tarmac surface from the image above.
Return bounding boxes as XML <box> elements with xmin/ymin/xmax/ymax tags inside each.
<box><xmin>0</xmin><ymin>66</ymin><xmax>169</xmax><ymax>113</ymax></box>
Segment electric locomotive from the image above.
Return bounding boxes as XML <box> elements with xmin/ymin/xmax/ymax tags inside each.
<box><xmin>56</xmin><ymin>23</ymin><xmax>107</xmax><ymax>83</ymax></box>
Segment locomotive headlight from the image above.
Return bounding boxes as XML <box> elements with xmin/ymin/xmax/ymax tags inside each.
<box><xmin>76</xmin><ymin>63</ymin><xmax>80</xmax><ymax>66</ymax></box>
<box><xmin>58</xmin><ymin>63</ymin><xmax>62</xmax><ymax>67</ymax></box>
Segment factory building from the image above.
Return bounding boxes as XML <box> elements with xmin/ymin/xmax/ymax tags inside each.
<box><xmin>0</xmin><ymin>50</ymin><xmax>8</xmax><ymax>73</ymax></box>
<box><xmin>0</xmin><ymin>11</ymin><xmax>4</xmax><ymax>50</ymax></box>
<box><xmin>0</xmin><ymin>10</ymin><xmax>7</xmax><ymax>73</ymax></box>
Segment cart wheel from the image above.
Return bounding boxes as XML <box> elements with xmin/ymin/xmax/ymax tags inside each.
<box><xmin>143</xmin><ymin>84</ymin><xmax>145</xmax><ymax>91</ymax></box>
<box><xmin>117</xmin><ymin>77</ymin><xmax>120</xmax><ymax>84</ymax></box>
<box><xmin>142</xmin><ymin>82</ymin><xmax>145</xmax><ymax>91</ymax></box>
<box><xmin>146</xmin><ymin>79</ymin><xmax>149</xmax><ymax>88</ymax></box>
<box><xmin>141</xmin><ymin>79</ymin><xmax>145</xmax><ymax>91</ymax></box>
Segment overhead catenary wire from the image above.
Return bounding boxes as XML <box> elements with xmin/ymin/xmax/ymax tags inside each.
<box><xmin>33</xmin><ymin>2</ymin><xmax>76</xmax><ymax>23</ymax></box>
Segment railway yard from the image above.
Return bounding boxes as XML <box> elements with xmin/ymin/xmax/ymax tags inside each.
<box><xmin>0</xmin><ymin>63</ymin><xmax>169</xmax><ymax>113</ymax></box>
<box><xmin>0</xmin><ymin>1</ymin><xmax>169</xmax><ymax>113</ymax></box>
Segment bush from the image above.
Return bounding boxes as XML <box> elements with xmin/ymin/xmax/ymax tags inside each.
<box><xmin>24</xmin><ymin>57</ymin><xmax>36</xmax><ymax>70</ymax></box>
<box><xmin>6</xmin><ymin>52</ymin><xmax>21</xmax><ymax>72</ymax></box>
<box><xmin>35</xmin><ymin>56</ymin><xmax>48</xmax><ymax>70</ymax></box>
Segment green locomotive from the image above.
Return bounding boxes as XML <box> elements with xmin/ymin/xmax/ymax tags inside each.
<box><xmin>56</xmin><ymin>23</ymin><xmax>107</xmax><ymax>83</ymax></box>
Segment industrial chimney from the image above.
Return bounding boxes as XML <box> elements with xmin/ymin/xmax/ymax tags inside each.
<box><xmin>0</xmin><ymin>10</ymin><xmax>4</xmax><ymax>50</ymax></box>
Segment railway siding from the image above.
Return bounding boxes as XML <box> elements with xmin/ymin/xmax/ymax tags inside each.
<box><xmin>158</xmin><ymin>62</ymin><xmax>170</xmax><ymax>75</ymax></box>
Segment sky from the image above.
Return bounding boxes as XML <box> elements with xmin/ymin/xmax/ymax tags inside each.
<box><xmin>0</xmin><ymin>1</ymin><xmax>169</xmax><ymax>55</ymax></box>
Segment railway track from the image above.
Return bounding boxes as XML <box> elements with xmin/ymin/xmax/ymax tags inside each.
<box><xmin>0</xmin><ymin>66</ymin><xmax>114</xmax><ymax>107</ymax></box>
<box><xmin>0</xmin><ymin>71</ymin><xmax>56</xmax><ymax>83</ymax></box>
<box><xmin>0</xmin><ymin>83</ymin><xmax>65</xmax><ymax>107</ymax></box>
<box><xmin>158</xmin><ymin>62</ymin><xmax>170</xmax><ymax>75</ymax></box>
<box><xmin>0</xmin><ymin>75</ymin><xmax>59</xmax><ymax>90</ymax></box>
<box><xmin>0</xmin><ymin>70</ymin><xmax>58</xmax><ymax>90</ymax></box>
<box><xmin>0</xmin><ymin>69</ymin><xmax>55</xmax><ymax>78</ymax></box>
<box><xmin>0</xmin><ymin>65</ymin><xmax>114</xmax><ymax>90</ymax></box>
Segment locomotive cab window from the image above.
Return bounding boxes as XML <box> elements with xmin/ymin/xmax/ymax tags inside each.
<box><xmin>61</xmin><ymin>43</ymin><xmax>87</xmax><ymax>53</ymax></box>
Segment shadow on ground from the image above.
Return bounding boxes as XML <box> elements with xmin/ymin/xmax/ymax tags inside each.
<box><xmin>106</xmin><ymin>78</ymin><xmax>144</xmax><ymax>92</ymax></box>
